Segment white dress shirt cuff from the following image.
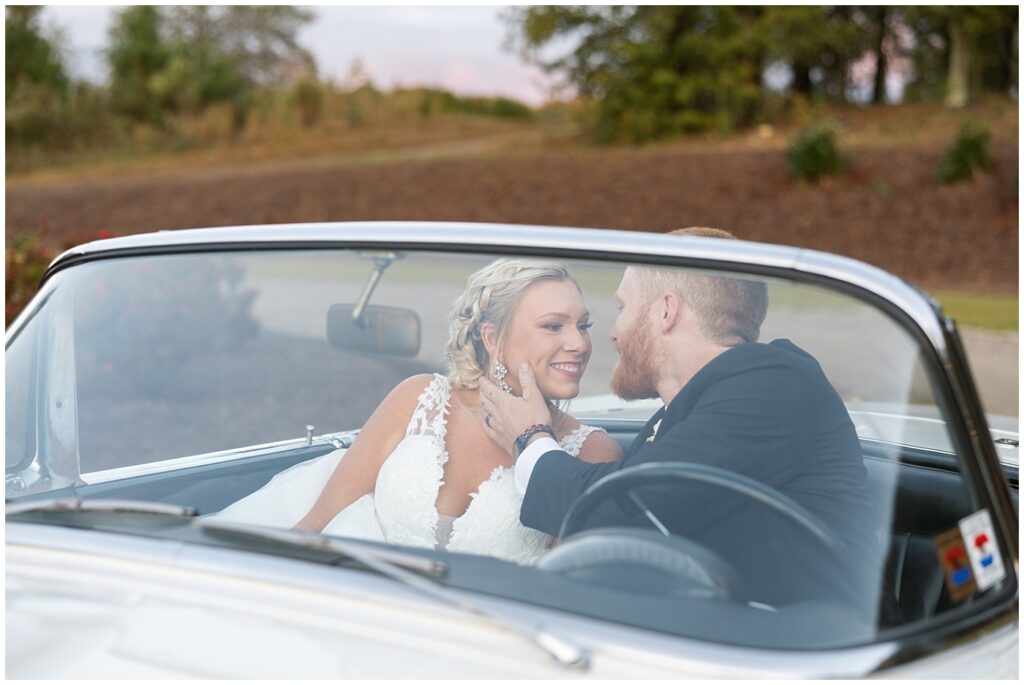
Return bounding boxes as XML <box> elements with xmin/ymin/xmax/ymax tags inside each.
<box><xmin>514</xmin><ymin>436</ymin><xmax>562</xmax><ymax>495</ymax></box>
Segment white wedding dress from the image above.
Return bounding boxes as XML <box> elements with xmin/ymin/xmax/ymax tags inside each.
<box><xmin>212</xmin><ymin>373</ymin><xmax>604</xmax><ymax>565</ymax></box>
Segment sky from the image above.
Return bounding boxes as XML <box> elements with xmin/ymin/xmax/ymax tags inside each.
<box><xmin>39</xmin><ymin>4</ymin><xmax>564</xmax><ymax>106</ymax></box>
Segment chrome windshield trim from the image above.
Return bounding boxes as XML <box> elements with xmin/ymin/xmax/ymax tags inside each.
<box><xmin>791</xmin><ymin>249</ymin><xmax>947</xmax><ymax>352</ymax></box>
<box><xmin>81</xmin><ymin>431</ymin><xmax>356</xmax><ymax>485</ymax></box>
<box><xmin>44</xmin><ymin>222</ymin><xmax>803</xmax><ymax>275</ymax></box>
<box><xmin>42</xmin><ymin>222</ymin><xmax>945</xmax><ymax>352</ymax></box>
<box><xmin>41</xmin><ymin>220</ymin><xmax>927</xmax><ymax>341</ymax></box>
<box><xmin>4</xmin><ymin>276</ymin><xmax>59</xmax><ymax>346</ymax></box>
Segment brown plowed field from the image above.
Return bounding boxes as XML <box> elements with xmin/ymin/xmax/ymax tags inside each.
<box><xmin>6</xmin><ymin>141</ymin><xmax>1018</xmax><ymax>293</ymax></box>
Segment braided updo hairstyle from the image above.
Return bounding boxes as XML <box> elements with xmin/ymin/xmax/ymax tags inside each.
<box><xmin>446</xmin><ymin>258</ymin><xmax>580</xmax><ymax>389</ymax></box>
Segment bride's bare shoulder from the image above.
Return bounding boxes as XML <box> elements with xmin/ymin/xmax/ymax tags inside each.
<box><xmin>359</xmin><ymin>374</ymin><xmax>440</xmax><ymax>441</ymax></box>
<box><xmin>380</xmin><ymin>374</ymin><xmax>438</xmax><ymax>410</ymax></box>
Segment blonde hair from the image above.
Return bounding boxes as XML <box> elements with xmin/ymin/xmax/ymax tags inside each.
<box><xmin>633</xmin><ymin>227</ymin><xmax>768</xmax><ymax>345</ymax></box>
<box><xmin>446</xmin><ymin>258</ymin><xmax>579</xmax><ymax>389</ymax></box>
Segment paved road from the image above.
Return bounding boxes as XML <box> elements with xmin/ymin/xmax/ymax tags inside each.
<box><xmin>74</xmin><ymin>264</ymin><xmax>1017</xmax><ymax>474</ymax></box>
<box><xmin>252</xmin><ymin>272</ymin><xmax>1018</xmax><ymax>418</ymax></box>
<box><xmin>958</xmin><ymin>327</ymin><xmax>1018</xmax><ymax>418</ymax></box>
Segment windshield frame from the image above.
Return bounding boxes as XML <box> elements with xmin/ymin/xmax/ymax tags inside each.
<box><xmin>9</xmin><ymin>222</ymin><xmax>1018</xmax><ymax>662</ymax></box>
<box><xmin>30</xmin><ymin>222</ymin><xmax>1013</xmax><ymax>522</ymax></box>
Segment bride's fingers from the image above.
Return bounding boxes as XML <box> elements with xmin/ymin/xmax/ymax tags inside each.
<box><xmin>479</xmin><ymin>377</ymin><xmax>501</xmax><ymax>404</ymax></box>
<box><xmin>480</xmin><ymin>413</ymin><xmax>506</xmax><ymax>450</ymax></box>
<box><xmin>518</xmin><ymin>363</ymin><xmax>540</xmax><ymax>404</ymax></box>
<box><xmin>479</xmin><ymin>381</ymin><xmax>496</xmax><ymax>411</ymax></box>
<box><xmin>480</xmin><ymin>378</ymin><xmax>513</xmax><ymax>414</ymax></box>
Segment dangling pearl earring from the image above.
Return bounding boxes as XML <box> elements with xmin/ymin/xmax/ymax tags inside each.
<box><xmin>493</xmin><ymin>360</ymin><xmax>514</xmax><ymax>395</ymax></box>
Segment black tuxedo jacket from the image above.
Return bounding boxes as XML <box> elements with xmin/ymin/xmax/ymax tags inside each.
<box><xmin>521</xmin><ymin>339</ymin><xmax>880</xmax><ymax>607</ymax></box>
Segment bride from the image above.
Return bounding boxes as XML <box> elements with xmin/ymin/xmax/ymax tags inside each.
<box><xmin>214</xmin><ymin>258</ymin><xmax>622</xmax><ymax>564</ymax></box>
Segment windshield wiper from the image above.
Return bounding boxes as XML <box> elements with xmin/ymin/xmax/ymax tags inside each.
<box><xmin>199</xmin><ymin>518</ymin><xmax>447</xmax><ymax>577</ymax></box>
<box><xmin>6</xmin><ymin>497</ymin><xmax>197</xmax><ymax>518</ymax></box>
<box><xmin>197</xmin><ymin>519</ymin><xmax>590</xmax><ymax>671</ymax></box>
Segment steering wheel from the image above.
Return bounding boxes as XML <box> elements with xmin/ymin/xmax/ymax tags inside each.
<box><xmin>542</xmin><ymin>462</ymin><xmax>842</xmax><ymax>600</ymax></box>
<box><xmin>538</xmin><ymin>526</ymin><xmax>740</xmax><ymax>600</ymax></box>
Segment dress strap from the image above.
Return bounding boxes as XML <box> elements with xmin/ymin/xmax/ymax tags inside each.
<box><xmin>405</xmin><ymin>374</ymin><xmax>451</xmax><ymax>440</ymax></box>
<box><xmin>558</xmin><ymin>425</ymin><xmax>606</xmax><ymax>458</ymax></box>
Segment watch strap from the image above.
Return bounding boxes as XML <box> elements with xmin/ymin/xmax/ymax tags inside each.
<box><xmin>514</xmin><ymin>424</ymin><xmax>555</xmax><ymax>456</ymax></box>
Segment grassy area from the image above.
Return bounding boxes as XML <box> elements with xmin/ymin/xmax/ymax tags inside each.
<box><xmin>7</xmin><ymin>97</ymin><xmax>1016</xmax><ymax>185</ymax></box>
<box><xmin>935</xmin><ymin>291</ymin><xmax>1018</xmax><ymax>332</ymax></box>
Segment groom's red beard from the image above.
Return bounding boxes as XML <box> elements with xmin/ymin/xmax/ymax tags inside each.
<box><xmin>610</xmin><ymin>316</ymin><xmax>660</xmax><ymax>401</ymax></box>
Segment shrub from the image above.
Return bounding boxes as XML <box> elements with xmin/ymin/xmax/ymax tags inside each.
<box><xmin>454</xmin><ymin>95</ymin><xmax>532</xmax><ymax>120</ymax></box>
<box><xmin>786</xmin><ymin>123</ymin><xmax>845</xmax><ymax>182</ymax></box>
<box><xmin>5</xmin><ymin>231</ymin><xmax>55</xmax><ymax>325</ymax></box>
<box><xmin>936</xmin><ymin>121</ymin><xmax>991</xmax><ymax>184</ymax></box>
<box><xmin>290</xmin><ymin>78</ymin><xmax>325</xmax><ymax>128</ymax></box>
<box><xmin>345</xmin><ymin>97</ymin><xmax>365</xmax><ymax>126</ymax></box>
<box><xmin>5</xmin><ymin>229</ymin><xmax>117</xmax><ymax>324</ymax></box>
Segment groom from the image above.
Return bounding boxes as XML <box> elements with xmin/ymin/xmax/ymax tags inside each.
<box><xmin>480</xmin><ymin>227</ymin><xmax>881</xmax><ymax>611</ymax></box>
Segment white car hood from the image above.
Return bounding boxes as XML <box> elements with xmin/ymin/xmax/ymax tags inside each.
<box><xmin>7</xmin><ymin>521</ymin><xmax>1014</xmax><ymax>680</ymax></box>
<box><xmin>7</xmin><ymin>543</ymin><xmax>588</xmax><ymax>679</ymax></box>
<box><xmin>9</xmin><ymin>525</ymin><xmax>789</xmax><ymax>679</ymax></box>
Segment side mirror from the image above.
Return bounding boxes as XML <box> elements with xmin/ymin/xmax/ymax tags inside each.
<box><xmin>327</xmin><ymin>304</ymin><xmax>421</xmax><ymax>357</ymax></box>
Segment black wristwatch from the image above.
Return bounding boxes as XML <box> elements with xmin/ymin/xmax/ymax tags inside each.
<box><xmin>514</xmin><ymin>424</ymin><xmax>556</xmax><ymax>456</ymax></box>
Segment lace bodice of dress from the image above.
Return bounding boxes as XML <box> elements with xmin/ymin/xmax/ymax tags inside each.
<box><xmin>372</xmin><ymin>373</ymin><xmax>603</xmax><ymax>565</ymax></box>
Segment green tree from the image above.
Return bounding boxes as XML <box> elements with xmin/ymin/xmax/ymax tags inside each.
<box><xmin>506</xmin><ymin>6</ymin><xmax>770</xmax><ymax>142</ymax></box>
<box><xmin>163</xmin><ymin>6</ymin><xmax>315</xmax><ymax>88</ymax></box>
<box><xmin>107</xmin><ymin>5</ymin><xmax>316</xmax><ymax>125</ymax></box>
<box><xmin>506</xmin><ymin>6</ymin><xmax>918</xmax><ymax>141</ymax></box>
<box><xmin>155</xmin><ymin>5</ymin><xmax>242</xmax><ymax>114</ymax></box>
<box><xmin>107</xmin><ymin>6</ymin><xmax>171</xmax><ymax>123</ymax></box>
<box><xmin>762</xmin><ymin>6</ymin><xmax>867</xmax><ymax>102</ymax></box>
<box><xmin>6</xmin><ymin>6</ymin><xmax>68</xmax><ymax>100</ymax></box>
<box><xmin>218</xmin><ymin>6</ymin><xmax>316</xmax><ymax>86</ymax></box>
<box><xmin>868</xmin><ymin>6</ymin><xmax>890</xmax><ymax>105</ymax></box>
<box><xmin>903</xmin><ymin>7</ymin><xmax>1018</xmax><ymax>107</ymax></box>
<box><xmin>6</xmin><ymin>7</ymin><xmax>72</xmax><ymax>147</ymax></box>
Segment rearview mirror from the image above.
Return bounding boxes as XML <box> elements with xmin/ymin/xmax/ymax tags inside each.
<box><xmin>327</xmin><ymin>304</ymin><xmax>421</xmax><ymax>357</ymax></box>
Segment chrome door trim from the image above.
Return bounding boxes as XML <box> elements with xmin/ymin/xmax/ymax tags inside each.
<box><xmin>81</xmin><ymin>431</ymin><xmax>356</xmax><ymax>484</ymax></box>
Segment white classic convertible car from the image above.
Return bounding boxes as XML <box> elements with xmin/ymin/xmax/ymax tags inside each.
<box><xmin>5</xmin><ymin>223</ymin><xmax>1018</xmax><ymax>678</ymax></box>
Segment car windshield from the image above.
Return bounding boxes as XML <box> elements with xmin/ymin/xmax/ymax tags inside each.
<box><xmin>5</xmin><ymin>245</ymin><xmax>1011</xmax><ymax>650</ymax></box>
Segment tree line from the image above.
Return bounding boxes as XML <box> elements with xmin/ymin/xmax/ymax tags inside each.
<box><xmin>504</xmin><ymin>6</ymin><xmax>1017</xmax><ymax>142</ymax></box>
<box><xmin>7</xmin><ymin>5</ymin><xmax>1019</xmax><ymax>157</ymax></box>
<box><xmin>6</xmin><ymin>5</ymin><xmax>537</xmax><ymax>171</ymax></box>
<box><xmin>7</xmin><ymin>6</ymin><xmax>316</xmax><ymax>148</ymax></box>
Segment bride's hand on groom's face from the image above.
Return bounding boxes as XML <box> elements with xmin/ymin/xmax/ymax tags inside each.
<box><xmin>480</xmin><ymin>363</ymin><xmax>552</xmax><ymax>457</ymax></box>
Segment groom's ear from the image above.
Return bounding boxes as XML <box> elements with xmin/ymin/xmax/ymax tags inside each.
<box><xmin>658</xmin><ymin>292</ymin><xmax>682</xmax><ymax>333</ymax></box>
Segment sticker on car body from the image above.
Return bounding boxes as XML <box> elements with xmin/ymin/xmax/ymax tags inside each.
<box><xmin>957</xmin><ymin>509</ymin><xmax>1006</xmax><ymax>591</ymax></box>
<box><xmin>934</xmin><ymin>527</ymin><xmax>977</xmax><ymax>602</ymax></box>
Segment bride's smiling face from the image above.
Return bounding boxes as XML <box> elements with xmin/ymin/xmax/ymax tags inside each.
<box><xmin>484</xmin><ymin>279</ymin><xmax>593</xmax><ymax>400</ymax></box>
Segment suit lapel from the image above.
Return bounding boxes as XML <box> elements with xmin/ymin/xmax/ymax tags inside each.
<box><xmin>626</xmin><ymin>407</ymin><xmax>666</xmax><ymax>456</ymax></box>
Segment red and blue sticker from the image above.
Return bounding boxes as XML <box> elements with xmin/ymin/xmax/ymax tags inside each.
<box><xmin>934</xmin><ymin>508</ymin><xmax>1006</xmax><ymax>602</ymax></box>
<box><xmin>958</xmin><ymin>509</ymin><xmax>1006</xmax><ymax>591</ymax></box>
<box><xmin>935</xmin><ymin>527</ymin><xmax>977</xmax><ymax>601</ymax></box>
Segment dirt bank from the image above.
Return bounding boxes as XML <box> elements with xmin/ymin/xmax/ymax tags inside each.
<box><xmin>6</xmin><ymin>143</ymin><xmax>1018</xmax><ymax>293</ymax></box>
